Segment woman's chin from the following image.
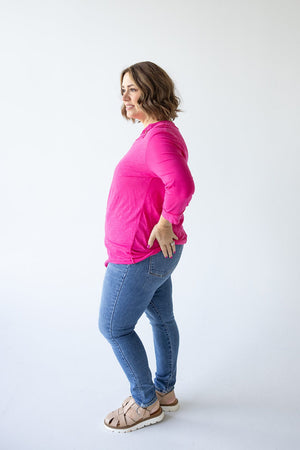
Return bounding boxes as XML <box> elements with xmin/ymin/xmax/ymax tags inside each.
<box><xmin>126</xmin><ymin>111</ymin><xmax>135</xmax><ymax>119</ymax></box>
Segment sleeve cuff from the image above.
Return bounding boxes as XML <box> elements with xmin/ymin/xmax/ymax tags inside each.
<box><xmin>162</xmin><ymin>211</ymin><xmax>183</xmax><ymax>225</ymax></box>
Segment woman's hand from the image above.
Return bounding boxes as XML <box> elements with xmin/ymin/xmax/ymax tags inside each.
<box><xmin>147</xmin><ymin>216</ymin><xmax>178</xmax><ymax>258</ymax></box>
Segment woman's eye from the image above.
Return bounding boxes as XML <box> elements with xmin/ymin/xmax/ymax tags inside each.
<box><xmin>121</xmin><ymin>88</ymin><xmax>137</xmax><ymax>94</ymax></box>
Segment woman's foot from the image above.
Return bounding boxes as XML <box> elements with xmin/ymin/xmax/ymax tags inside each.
<box><xmin>156</xmin><ymin>390</ymin><xmax>180</xmax><ymax>412</ymax></box>
<box><xmin>104</xmin><ymin>396</ymin><xmax>164</xmax><ymax>433</ymax></box>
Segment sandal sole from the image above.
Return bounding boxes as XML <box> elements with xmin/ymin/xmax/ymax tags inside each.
<box><xmin>104</xmin><ymin>409</ymin><xmax>165</xmax><ymax>433</ymax></box>
<box><xmin>161</xmin><ymin>402</ymin><xmax>180</xmax><ymax>412</ymax></box>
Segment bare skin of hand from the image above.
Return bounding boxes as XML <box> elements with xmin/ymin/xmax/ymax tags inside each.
<box><xmin>148</xmin><ymin>216</ymin><xmax>178</xmax><ymax>258</ymax></box>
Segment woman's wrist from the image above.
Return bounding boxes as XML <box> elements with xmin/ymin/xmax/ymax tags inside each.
<box><xmin>157</xmin><ymin>215</ymin><xmax>172</xmax><ymax>228</ymax></box>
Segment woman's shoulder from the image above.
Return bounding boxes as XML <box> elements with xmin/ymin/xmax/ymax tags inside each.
<box><xmin>145</xmin><ymin>121</ymin><xmax>188</xmax><ymax>161</ymax></box>
<box><xmin>148</xmin><ymin>120</ymin><xmax>178</xmax><ymax>133</ymax></box>
<box><xmin>146</xmin><ymin>120</ymin><xmax>184</xmax><ymax>142</ymax></box>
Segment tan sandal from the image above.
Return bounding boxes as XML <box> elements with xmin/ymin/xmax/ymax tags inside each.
<box><xmin>156</xmin><ymin>390</ymin><xmax>180</xmax><ymax>412</ymax></box>
<box><xmin>104</xmin><ymin>396</ymin><xmax>164</xmax><ymax>433</ymax></box>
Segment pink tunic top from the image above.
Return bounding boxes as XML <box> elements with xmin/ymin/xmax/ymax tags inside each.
<box><xmin>104</xmin><ymin>120</ymin><xmax>195</xmax><ymax>266</ymax></box>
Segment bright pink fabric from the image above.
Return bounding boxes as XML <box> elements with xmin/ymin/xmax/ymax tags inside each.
<box><xmin>104</xmin><ymin>120</ymin><xmax>195</xmax><ymax>266</ymax></box>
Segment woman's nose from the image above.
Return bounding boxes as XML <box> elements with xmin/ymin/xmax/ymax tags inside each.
<box><xmin>122</xmin><ymin>91</ymin><xmax>130</xmax><ymax>101</ymax></box>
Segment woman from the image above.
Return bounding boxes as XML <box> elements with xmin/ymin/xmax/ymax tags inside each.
<box><xmin>99</xmin><ymin>61</ymin><xmax>195</xmax><ymax>432</ymax></box>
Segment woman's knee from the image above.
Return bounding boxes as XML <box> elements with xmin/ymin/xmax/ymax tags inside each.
<box><xmin>145</xmin><ymin>307</ymin><xmax>175</xmax><ymax>326</ymax></box>
<box><xmin>98</xmin><ymin>311</ymin><xmax>134</xmax><ymax>340</ymax></box>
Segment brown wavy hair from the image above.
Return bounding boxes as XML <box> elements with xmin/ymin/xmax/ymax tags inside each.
<box><xmin>120</xmin><ymin>61</ymin><xmax>181</xmax><ymax>123</ymax></box>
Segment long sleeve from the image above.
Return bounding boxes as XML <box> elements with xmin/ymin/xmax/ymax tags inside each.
<box><xmin>104</xmin><ymin>120</ymin><xmax>194</xmax><ymax>265</ymax></box>
<box><xmin>145</xmin><ymin>130</ymin><xmax>195</xmax><ymax>225</ymax></box>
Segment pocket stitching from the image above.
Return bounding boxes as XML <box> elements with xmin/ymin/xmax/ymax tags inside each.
<box><xmin>148</xmin><ymin>254</ymin><xmax>174</xmax><ymax>278</ymax></box>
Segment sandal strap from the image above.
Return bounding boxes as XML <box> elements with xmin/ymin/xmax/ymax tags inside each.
<box><xmin>105</xmin><ymin>397</ymin><xmax>154</xmax><ymax>429</ymax></box>
<box><xmin>156</xmin><ymin>390</ymin><xmax>177</xmax><ymax>405</ymax></box>
<box><xmin>122</xmin><ymin>396</ymin><xmax>132</xmax><ymax>407</ymax></box>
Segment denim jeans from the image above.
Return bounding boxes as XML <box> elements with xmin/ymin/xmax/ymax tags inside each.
<box><xmin>98</xmin><ymin>245</ymin><xmax>183</xmax><ymax>408</ymax></box>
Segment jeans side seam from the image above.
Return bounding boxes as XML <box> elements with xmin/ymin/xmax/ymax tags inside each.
<box><xmin>149</xmin><ymin>299</ymin><xmax>174</xmax><ymax>391</ymax></box>
<box><xmin>108</xmin><ymin>265</ymin><xmax>130</xmax><ymax>339</ymax></box>
<box><xmin>109</xmin><ymin>265</ymin><xmax>140</xmax><ymax>390</ymax></box>
<box><xmin>111</xmin><ymin>334</ymin><xmax>139</xmax><ymax>389</ymax></box>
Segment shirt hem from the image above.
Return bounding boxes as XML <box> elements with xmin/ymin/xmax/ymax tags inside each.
<box><xmin>105</xmin><ymin>238</ymin><xmax>186</xmax><ymax>266</ymax></box>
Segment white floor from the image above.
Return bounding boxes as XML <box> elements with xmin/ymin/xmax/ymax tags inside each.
<box><xmin>1</xmin><ymin>376</ymin><xmax>299</xmax><ymax>450</ymax></box>
<box><xmin>1</xmin><ymin>299</ymin><xmax>300</xmax><ymax>450</ymax></box>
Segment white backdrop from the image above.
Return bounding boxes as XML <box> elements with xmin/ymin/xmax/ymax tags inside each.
<box><xmin>1</xmin><ymin>1</ymin><xmax>299</xmax><ymax>449</ymax></box>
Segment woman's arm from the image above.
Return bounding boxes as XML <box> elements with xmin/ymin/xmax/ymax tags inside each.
<box><xmin>147</xmin><ymin>215</ymin><xmax>178</xmax><ymax>258</ymax></box>
<box><xmin>146</xmin><ymin>130</ymin><xmax>195</xmax><ymax>257</ymax></box>
<box><xmin>146</xmin><ymin>131</ymin><xmax>195</xmax><ymax>226</ymax></box>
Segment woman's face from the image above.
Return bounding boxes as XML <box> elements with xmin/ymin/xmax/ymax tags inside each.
<box><xmin>121</xmin><ymin>72</ymin><xmax>152</xmax><ymax>126</ymax></box>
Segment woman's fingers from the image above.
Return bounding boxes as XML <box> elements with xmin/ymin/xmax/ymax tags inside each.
<box><xmin>147</xmin><ymin>223</ymin><xmax>177</xmax><ymax>258</ymax></box>
<box><xmin>147</xmin><ymin>229</ymin><xmax>155</xmax><ymax>248</ymax></box>
<box><xmin>171</xmin><ymin>241</ymin><xmax>176</xmax><ymax>255</ymax></box>
<box><xmin>166</xmin><ymin>244</ymin><xmax>173</xmax><ymax>258</ymax></box>
<box><xmin>161</xmin><ymin>245</ymin><xmax>168</xmax><ymax>258</ymax></box>
<box><xmin>162</xmin><ymin>241</ymin><xmax>176</xmax><ymax>258</ymax></box>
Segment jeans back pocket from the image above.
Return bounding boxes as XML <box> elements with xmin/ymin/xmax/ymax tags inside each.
<box><xmin>148</xmin><ymin>245</ymin><xmax>183</xmax><ymax>278</ymax></box>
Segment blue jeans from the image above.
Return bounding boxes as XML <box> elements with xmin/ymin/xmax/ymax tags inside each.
<box><xmin>98</xmin><ymin>245</ymin><xmax>183</xmax><ymax>408</ymax></box>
